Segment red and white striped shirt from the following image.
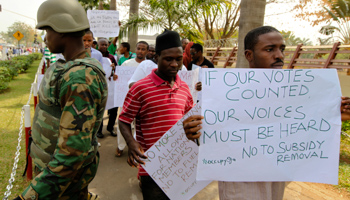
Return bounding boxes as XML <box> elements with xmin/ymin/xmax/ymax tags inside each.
<box><xmin>119</xmin><ymin>68</ymin><xmax>193</xmax><ymax>176</ymax></box>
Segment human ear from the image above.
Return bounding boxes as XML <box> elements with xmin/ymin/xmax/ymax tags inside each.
<box><xmin>245</xmin><ymin>50</ymin><xmax>253</xmax><ymax>62</ymax></box>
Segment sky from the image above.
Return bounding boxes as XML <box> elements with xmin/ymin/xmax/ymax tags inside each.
<box><xmin>0</xmin><ymin>0</ymin><xmax>329</xmax><ymax>45</ymax></box>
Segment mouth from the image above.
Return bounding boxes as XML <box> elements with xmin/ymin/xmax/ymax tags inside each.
<box><xmin>271</xmin><ymin>62</ymin><xmax>284</xmax><ymax>68</ymax></box>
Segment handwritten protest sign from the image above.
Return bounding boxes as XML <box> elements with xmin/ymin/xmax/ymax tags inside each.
<box><xmin>143</xmin><ymin>104</ymin><xmax>211</xmax><ymax>200</ymax></box>
<box><xmin>87</xmin><ymin>10</ymin><xmax>120</xmax><ymax>37</ymax></box>
<box><xmin>197</xmin><ymin>68</ymin><xmax>342</xmax><ymax>184</ymax></box>
<box><xmin>103</xmin><ymin>58</ymin><xmax>116</xmax><ymax>110</ymax></box>
<box><xmin>106</xmin><ymin>66</ymin><xmax>137</xmax><ymax>109</ymax></box>
<box><xmin>178</xmin><ymin>68</ymin><xmax>199</xmax><ymax>103</ymax></box>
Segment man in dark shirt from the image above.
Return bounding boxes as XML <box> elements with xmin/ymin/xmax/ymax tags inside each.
<box><xmin>188</xmin><ymin>43</ymin><xmax>214</xmax><ymax>70</ymax></box>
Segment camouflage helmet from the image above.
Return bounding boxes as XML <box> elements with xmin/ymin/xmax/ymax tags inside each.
<box><xmin>36</xmin><ymin>0</ymin><xmax>90</xmax><ymax>33</ymax></box>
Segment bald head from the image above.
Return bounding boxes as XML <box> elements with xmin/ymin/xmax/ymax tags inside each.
<box><xmin>98</xmin><ymin>38</ymin><xmax>109</xmax><ymax>53</ymax></box>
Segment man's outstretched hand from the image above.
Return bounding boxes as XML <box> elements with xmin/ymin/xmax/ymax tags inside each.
<box><xmin>183</xmin><ymin>115</ymin><xmax>204</xmax><ymax>140</ymax></box>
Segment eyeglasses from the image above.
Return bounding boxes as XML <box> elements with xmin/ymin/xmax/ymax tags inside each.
<box><xmin>190</xmin><ymin>51</ymin><xmax>197</xmax><ymax>56</ymax></box>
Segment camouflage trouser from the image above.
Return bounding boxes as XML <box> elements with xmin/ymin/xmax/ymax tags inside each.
<box><xmin>34</xmin><ymin>153</ymin><xmax>100</xmax><ymax>200</ymax></box>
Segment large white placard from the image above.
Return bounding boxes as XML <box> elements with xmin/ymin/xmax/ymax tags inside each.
<box><xmin>87</xmin><ymin>10</ymin><xmax>120</xmax><ymax>37</ymax></box>
<box><xmin>197</xmin><ymin>68</ymin><xmax>342</xmax><ymax>184</ymax></box>
<box><xmin>178</xmin><ymin>68</ymin><xmax>199</xmax><ymax>103</ymax></box>
<box><xmin>113</xmin><ymin>66</ymin><xmax>137</xmax><ymax>108</ymax></box>
<box><xmin>143</xmin><ymin>104</ymin><xmax>211</xmax><ymax>200</ymax></box>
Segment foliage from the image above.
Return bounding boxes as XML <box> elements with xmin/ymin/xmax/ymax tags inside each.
<box><xmin>0</xmin><ymin>22</ymin><xmax>36</xmax><ymax>47</ymax></box>
<box><xmin>78</xmin><ymin>0</ymin><xmax>110</xmax><ymax>11</ymax></box>
<box><xmin>120</xmin><ymin>0</ymin><xmax>240</xmax><ymax>43</ymax></box>
<box><xmin>281</xmin><ymin>30</ymin><xmax>313</xmax><ymax>45</ymax></box>
<box><xmin>0</xmin><ymin>53</ymin><xmax>42</xmax><ymax>93</ymax></box>
<box><xmin>343</xmin><ymin>120</ymin><xmax>350</xmax><ymax>133</ymax></box>
<box><xmin>292</xmin><ymin>0</ymin><xmax>333</xmax><ymax>26</ymax></box>
<box><xmin>339</xmin><ymin>127</ymin><xmax>350</xmax><ymax>192</ymax></box>
<box><xmin>0</xmin><ymin>60</ymin><xmax>39</xmax><ymax>199</ymax></box>
<box><xmin>319</xmin><ymin>0</ymin><xmax>350</xmax><ymax>44</ymax></box>
<box><xmin>317</xmin><ymin>37</ymin><xmax>333</xmax><ymax>45</ymax></box>
<box><xmin>0</xmin><ymin>67</ymin><xmax>11</xmax><ymax>91</ymax></box>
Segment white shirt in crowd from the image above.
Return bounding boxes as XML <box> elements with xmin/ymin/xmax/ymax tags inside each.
<box><xmin>127</xmin><ymin>59</ymin><xmax>187</xmax><ymax>86</ymax></box>
<box><xmin>91</xmin><ymin>48</ymin><xmax>103</xmax><ymax>64</ymax></box>
<box><xmin>121</xmin><ymin>58</ymin><xmax>141</xmax><ymax>67</ymax></box>
<box><xmin>54</xmin><ymin>48</ymin><xmax>103</xmax><ymax>64</ymax></box>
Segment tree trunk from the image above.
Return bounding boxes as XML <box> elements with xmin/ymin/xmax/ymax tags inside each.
<box><xmin>110</xmin><ymin>0</ymin><xmax>117</xmax><ymax>10</ymax></box>
<box><xmin>128</xmin><ymin>0</ymin><xmax>139</xmax><ymax>52</ymax></box>
<box><xmin>98</xmin><ymin>0</ymin><xmax>103</xmax><ymax>10</ymax></box>
<box><xmin>236</xmin><ymin>0</ymin><xmax>266</xmax><ymax>68</ymax></box>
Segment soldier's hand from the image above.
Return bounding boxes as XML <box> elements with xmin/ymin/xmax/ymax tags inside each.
<box><xmin>127</xmin><ymin>140</ymin><xmax>147</xmax><ymax>168</ymax></box>
<box><xmin>183</xmin><ymin>115</ymin><xmax>204</xmax><ymax>141</ymax></box>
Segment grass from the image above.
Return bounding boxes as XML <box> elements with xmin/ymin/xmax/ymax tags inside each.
<box><xmin>339</xmin><ymin>122</ymin><xmax>350</xmax><ymax>192</ymax></box>
<box><xmin>0</xmin><ymin>60</ymin><xmax>38</xmax><ymax>199</ymax></box>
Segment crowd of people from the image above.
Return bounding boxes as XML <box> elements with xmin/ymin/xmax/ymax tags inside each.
<box><xmin>13</xmin><ymin>0</ymin><xmax>350</xmax><ymax>199</ymax></box>
<box><xmin>2</xmin><ymin>46</ymin><xmax>43</xmax><ymax>60</ymax></box>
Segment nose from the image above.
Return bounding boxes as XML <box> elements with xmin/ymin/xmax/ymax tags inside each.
<box><xmin>275</xmin><ymin>49</ymin><xmax>284</xmax><ymax>60</ymax></box>
<box><xmin>170</xmin><ymin>59</ymin><xmax>179</xmax><ymax>68</ymax></box>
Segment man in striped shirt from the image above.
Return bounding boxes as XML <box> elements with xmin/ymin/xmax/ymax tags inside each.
<box><xmin>118</xmin><ymin>30</ymin><xmax>193</xmax><ymax>200</ymax></box>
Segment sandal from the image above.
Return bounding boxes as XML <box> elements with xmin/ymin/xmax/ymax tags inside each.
<box><xmin>115</xmin><ymin>148</ymin><xmax>123</xmax><ymax>157</ymax></box>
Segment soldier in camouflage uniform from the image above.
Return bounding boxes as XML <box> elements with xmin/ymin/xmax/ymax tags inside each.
<box><xmin>14</xmin><ymin>0</ymin><xmax>107</xmax><ymax>199</ymax></box>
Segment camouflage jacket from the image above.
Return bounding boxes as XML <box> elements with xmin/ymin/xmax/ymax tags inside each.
<box><xmin>21</xmin><ymin>51</ymin><xmax>107</xmax><ymax>199</ymax></box>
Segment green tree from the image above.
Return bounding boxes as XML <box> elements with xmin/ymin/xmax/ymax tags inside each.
<box><xmin>0</xmin><ymin>22</ymin><xmax>35</xmax><ymax>47</ymax></box>
<box><xmin>79</xmin><ymin>0</ymin><xmax>109</xmax><ymax>10</ymax></box>
<box><xmin>320</xmin><ymin>0</ymin><xmax>350</xmax><ymax>44</ymax></box>
<box><xmin>281</xmin><ymin>30</ymin><xmax>313</xmax><ymax>46</ymax></box>
<box><xmin>120</xmin><ymin>0</ymin><xmax>240</xmax><ymax>43</ymax></box>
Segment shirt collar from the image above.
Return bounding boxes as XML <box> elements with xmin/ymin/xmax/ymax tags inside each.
<box><xmin>150</xmin><ymin>68</ymin><xmax>181</xmax><ymax>88</ymax></box>
<box><xmin>69</xmin><ymin>50</ymin><xmax>89</xmax><ymax>61</ymax></box>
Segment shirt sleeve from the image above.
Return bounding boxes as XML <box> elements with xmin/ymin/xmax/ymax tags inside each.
<box><xmin>128</xmin><ymin>64</ymin><xmax>147</xmax><ymax>85</ymax></box>
<box><xmin>108</xmin><ymin>44</ymin><xmax>117</xmax><ymax>55</ymax></box>
<box><xmin>22</xmin><ymin>67</ymin><xmax>101</xmax><ymax>199</ymax></box>
<box><xmin>118</xmin><ymin>85</ymin><xmax>141</xmax><ymax>124</ymax></box>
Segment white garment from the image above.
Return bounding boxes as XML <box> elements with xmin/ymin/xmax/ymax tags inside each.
<box><xmin>218</xmin><ymin>181</ymin><xmax>285</xmax><ymax>200</ymax></box>
<box><xmin>121</xmin><ymin>58</ymin><xmax>141</xmax><ymax>67</ymax></box>
<box><xmin>117</xmin><ymin>58</ymin><xmax>141</xmax><ymax>151</ymax></box>
<box><xmin>55</xmin><ymin>53</ymin><xmax>65</xmax><ymax>61</ymax></box>
<box><xmin>127</xmin><ymin>59</ymin><xmax>187</xmax><ymax>86</ymax></box>
<box><xmin>91</xmin><ymin>48</ymin><xmax>103</xmax><ymax>64</ymax></box>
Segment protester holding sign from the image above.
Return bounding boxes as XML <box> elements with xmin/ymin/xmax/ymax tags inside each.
<box><xmin>108</xmin><ymin>36</ymin><xmax>119</xmax><ymax>56</ymax></box>
<box><xmin>97</xmin><ymin>38</ymin><xmax>118</xmax><ymax>138</ymax></box>
<box><xmin>118</xmin><ymin>30</ymin><xmax>194</xmax><ymax>199</ymax></box>
<box><xmin>115</xmin><ymin>41</ymin><xmax>149</xmax><ymax>157</ymax></box>
<box><xmin>183</xmin><ymin>26</ymin><xmax>350</xmax><ymax>200</ymax></box>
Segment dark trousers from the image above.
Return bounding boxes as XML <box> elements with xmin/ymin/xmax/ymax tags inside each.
<box><xmin>140</xmin><ymin>176</ymin><xmax>169</xmax><ymax>200</ymax></box>
<box><xmin>98</xmin><ymin>107</ymin><xmax>118</xmax><ymax>133</ymax></box>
